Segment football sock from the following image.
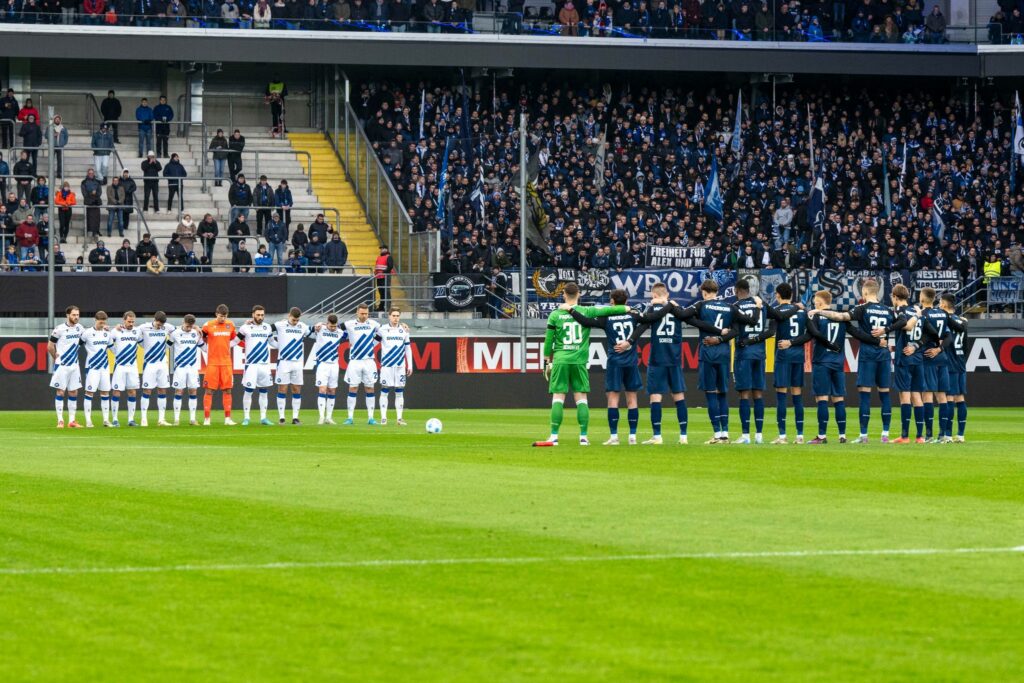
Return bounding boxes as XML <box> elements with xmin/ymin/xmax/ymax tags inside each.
<box><xmin>650</xmin><ymin>401</ymin><xmax>662</xmax><ymax>437</ymax></box>
<box><xmin>141</xmin><ymin>391</ymin><xmax>150</xmax><ymax>418</ymax></box>
<box><xmin>291</xmin><ymin>393</ymin><xmax>301</xmax><ymax>420</ymax></box>
<box><xmin>880</xmin><ymin>391</ymin><xmax>892</xmax><ymax>434</ymax></box>
<box><xmin>576</xmin><ymin>400</ymin><xmax>589</xmax><ymax>437</ymax></box>
<box><xmin>776</xmin><ymin>392</ymin><xmax>788</xmax><ymax>436</ymax></box>
<box><xmin>817</xmin><ymin>400</ymin><xmax>829</xmax><ymax>438</ymax></box>
<box><xmin>67</xmin><ymin>395</ymin><xmax>76</xmax><ymax>423</ymax></box>
<box><xmin>627</xmin><ymin>407</ymin><xmax>639</xmax><ymax>435</ymax></box>
<box><xmin>900</xmin><ymin>403</ymin><xmax>912</xmax><ymax>438</ymax></box>
<box><xmin>739</xmin><ymin>398</ymin><xmax>751</xmax><ymax>435</ymax></box>
<box><xmin>347</xmin><ymin>391</ymin><xmax>357</xmax><ymax>419</ymax></box>
<box><xmin>100</xmin><ymin>396</ymin><xmax>110</xmax><ymax>423</ymax></box>
<box><xmin>914</xmin><ymin>405</ymin><xmax>924</xmax><ymax>438</ymax></box>
<box><xmin>188</xmin><ymin>395</ymin><xmax>197</xmax><ymax>421</ymax></box>
<box><xmin>84</xmin><ymin>395</ymin><xmax>93</xmax><ymax>423</ymax></box>
<box><xmin>859</xmin><ymin>391</ymin><xmax>871</xmax><ymax>435</ymax></box>
<box><xmin>704</xmin><ymin>392</ymin><xmax>719</xmax><ymax>434</ymax></box>
<box><xmin>675</xmin><ymin>399</ymin><xmax>688</xmax><ymax>436</ymax></box>
<box><xmin>326</xmin><ymin>395</ymin><xmax>336</xmax><ymax>420</ymax></box>
<box><xmin>395</xmin><ymin>389</ymin><xmax>404</xmax><ymax>420</ymax></box>
<box><xmin>793</xmin><ymin>394</ymin><xmax>805</xmax><ymax>436</ymax></box>
<box><xmin>753</xmin><ymin>397</ymin><xmax>765</xmax><ymax>435</ymax></box>
<box><xmin>379</xmin><ymin>388</ymin><xmax>390</xmax><ymax>420</ymax></box>
<box><xmin>111</xmin><ymin>396</ymin><xmax>120</xmax><ymax>420</ymax></box>
<box><xmin>157</xmin><ymin>392</ymin><xmax>166</xmax><ymax>422</ymax></box>
<box><xmin>607</xmin><ymin>407</ymin><xmax>620</xmax><ymax>436</ymax></box>
<box><xmin>550</xmin><ymin>398</ymin><xmax>564</xmax><ymax>438</ymax></box>
<box><xmin>173</xmin><ymin>395</ymin><xmax>182</xmax><ymax>422</ymax></box>
<box><xmin>258</xmin><ymin>388</ymin><xmax>268</xmax><ymax>418</ymax></box>
<box><xmin>318</xmin><ymin>393</ymin><xmax>327</xmax><ymax>420</ymax></box>
<box><xmin>718</xmin><ymin>394</ymin><xmax>730</xmax><ymax>434</ymax></box>
<box><xmin>127</xmin><ymin>395</ymin><xmax>137</xmax><ymax>422</ymax></box>
<box><xmin>222</xmin><ymin>391</ymin><xmax>232</xmax><ymax>418</ymax></box>
<box><xmin>365</xmin><ymin>391</ymin><xmax>375</xmax><ymax>419</ymax></box>
<box><xmin>55</xmin><ymin>395</ymin><xmax>64</xmax><ymax>422</ymax></box>
<box><xmin>202</xmin><ymin>392</ymin><xmax>212</xmax><ymax>419</ymax></box>
<box><xmin>243</xmin><ymin>387</ymin><xmax>254</xmax><ymax>419</ymax></box>
<box><xmin>834</xmin><ymin>400</ymin><xmax>846</xmax><ymax>437</ymax></box>
<box><xmin>277</xmin><ymin>392</ymin><xmax>287</xmax><ymax>420</ymax></box>
<box><xmin>924</xmin><ymin>402</ymin><xmax>934</xmax><ymax>438</ymax></box>
<box><xmin>956</xmin><ymin>401</ymin><xmax>966</xmax><ymax>437</ymax></box>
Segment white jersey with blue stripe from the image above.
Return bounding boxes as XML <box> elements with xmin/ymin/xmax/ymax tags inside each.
<box><xmin>138</xmin><ymin>323</ymin><xmax>175</xmax><ymax>368</ymax></box>
<box><xmin>311</xmin><ymin>326</ymin><xmax>347</xmax><ymax>365</ymax></box>
<box><xmin>50</xmin><ymin>322</ymin><xmax>85</xmax><ymax>369</ymax></box>
<box><xmin>111</xmin><ymin>327</ymin><xmax>143</xmax><ymax>367</ymax></box>
<box><xmin>238</xmin><ymin>322</ymin><xmax>275</xmax><ymax>366</ymax></box>
<box><xmin>273</xmin><ymin>320</ymin><xmax>313</xmax><ymax>363</ymax></box>
<box><xmin>81</xmin><ymin>327</ymin><xmax>113</xmax><ymax>372</ymax></box>
<box><xmin>377</xmin><ymin>324</ymin><xmax>411</xmax><ymax>368</ymax></box>
<box><xmin>169</xmin><ymin>327</ymin><xmax>204</xmax><ymax>368</ymax></box>
<box><xmin>342</xmin><ymin>319</ymin><xmax>381</xmax><ymax>362</ymax></box>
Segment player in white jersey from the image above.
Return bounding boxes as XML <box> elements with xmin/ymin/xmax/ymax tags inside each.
<box><xmin>377</xmin><ymin>307</ymin><xmax>413</xmax><ymax>426</ymax></box>
<box><xmin>341</xmin><ymin>303</ymin><xmax>382</xmax><ymax>425</ymax></box>
<box><xmin>48</xmin><ymin>305</ymin><xmax>85</xmax><ymax>428</ymax></box>
<box><xmin>136</xmin><ymin>311</ymin><xmax>175</xmax><ymax>427</ymax></box>
<box><xmin>311</xmin><ymin>313</ymin><xmax>347</xmax><ymax>424</ymax></box>
<box><xmin>110</xmin><ymin>311</ymin><xmax>143</xmax><ymax>426</ymax></box>
<box><xmin>273</xmin><ymin>307</ymin><xmax>313</xmax><ymax>424</ymax></box>
<box><xmin>81</xmin><ymin>311</ymin><xmax>114</xmax><ymax>428</ymax></box>
<box><xmin>237</xmin><ymin>304</ymin><xmax>276</xmax><ymax>426</ymax></box>
<box><xmin>169</xmin><ymin>314</ymin><xmax>204</xmax><ymax>425</ymax></box>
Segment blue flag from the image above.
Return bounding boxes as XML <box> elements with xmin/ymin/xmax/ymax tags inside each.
<box><xmin>809</xmin><ymin>175</ymin><xmax>825</xmax><ymax>242</ymax></box>
<box><xmin>882</xmin><ymin>146</ymin><xmax>891</xmax><ymax>218</ymax></box>
<box><xmin>437</xmin><ymin>136</ymin><xmax>452</xmax><ymax>233</ymax></box>
<box><xmin>730</xmin><ymin>91</ymin><xmax>743</xmax><ymax>154</ymax></box>
<box><xmin>703</xmin><ymin>155</ymin><xmax>723</xmax><ymax>223</ymax></box>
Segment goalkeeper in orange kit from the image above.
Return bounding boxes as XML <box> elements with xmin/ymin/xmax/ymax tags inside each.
<box><xmin>201</xmin><ymin>304</ymin><xmax>237</xmax><ymax>425</ymax></box>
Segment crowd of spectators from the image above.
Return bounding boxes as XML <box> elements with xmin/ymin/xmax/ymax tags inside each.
<box><xmin>0</xmin><ymin>0</ymin><xmax>951</xmax><ymax>44</ymax></box>
<box><xmin>361</xmin><ymin>79</ymin><xmax>1023</xmax><ymax>285</ymax></box>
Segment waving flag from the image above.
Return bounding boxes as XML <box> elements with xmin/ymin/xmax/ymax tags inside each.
<box><xmin>703</xmin><ymin>155</ymin><xmax>723</xmax><ymax>223</ymax></box>
<box><xmin>418</xmin><ymin>88</ymin><xmax>426</xmax><ymax>140</ymax></box>
<box><xmin>809</xmin><ymin>175</ymin><xmax>825</xmax><ymax>243</ymax></box>
<box><xmin>730</xmin><ymin>90</ymin><xmax>743</xmax><ymax>154</ymax></box>
<box><xmin>1015</xmin><ymin>92</ymin><xmax>1024</xmax><ymax>160</ymax></box>
<box><xmin>436</xmin><ymin>136</ymin><xmax>452</xmax><ymax>233</ymax></box>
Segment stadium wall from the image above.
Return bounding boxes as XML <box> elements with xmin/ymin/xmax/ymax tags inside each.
<box><xmin>2</xmin><ymin>334</ymin><xmax>1023</xmax><ymax>410</ymax></box>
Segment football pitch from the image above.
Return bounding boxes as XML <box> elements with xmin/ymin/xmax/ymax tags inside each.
<box><xmin>1</xmin><ymin>408</ymin><xmax>1022</xmax><ymax>682</ymax></box>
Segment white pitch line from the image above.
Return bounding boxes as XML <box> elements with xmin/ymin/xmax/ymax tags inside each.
<box><xmin>1</xmin><ymin>546</ymin><xmax>1022</xmax><ymax>577</ymax></box>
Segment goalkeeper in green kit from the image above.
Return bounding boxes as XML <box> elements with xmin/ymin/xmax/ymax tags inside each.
<box><xmin>534</xmin><ymin>282</ymin><xmax>628</xmax><ymax>447</ymax></box>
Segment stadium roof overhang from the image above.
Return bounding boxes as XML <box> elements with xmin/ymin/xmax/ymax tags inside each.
<box><xmin>2</xmin><ymin>25</ymin><xmax>1021</xmax><ymax>77</ymax></box>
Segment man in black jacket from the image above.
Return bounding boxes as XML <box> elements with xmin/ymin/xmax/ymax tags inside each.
<box><xmin>227</xmin><ymin>129</ymin><xmax>245</xmax><ymax>180</ymax></box>
<box><xmin>100</xmin><ymin>90</ymin><xmax>122</xmax><ymax>143</ymax></box>
<box><xmin>0</xmin><ymin>89</ymin><xmax>17</xmax><ymax>149</ymax></box>
<box><xmin>163</xmin><ymin>153</ymin><xmax>187</xmax><ymax>213</ymax></box>
<box><xmin>115</xmin><ymin>238</ymin><xmax>138</xmax><ymax>272</ymax></box>
<box><xmin>164</xmin><ymin>232</ymin><xmax>187</xmax><ymax>269</ymax></box>
<box><xmin>89</xmin><ymin>240</ymin><xmax>113</xmax><ymax>272</ymax></box>
<box><xmin>119</xmin><ymin>169</ymin><xmax>137</xmax><ymax>229</ymax></box>
<box><xmin>198</xmin><ymin>213</ymin><xmax>218</xmax><ymax>262</ymax></box>
<box><xmin>141</xmin><ymin>152</ymin><xmax>162</xmax><ymax>213</ymax></box>
<box><xmin>135</xmin><ymin>232</ymin><xmax>159</xmax><ymax>262</ymax></box>
<box><xmin>231</xmin><ymin>239</ymin><xmax>253</xmax><ymax>272</ymax></box>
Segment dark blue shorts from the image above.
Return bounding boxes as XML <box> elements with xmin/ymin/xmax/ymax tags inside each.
<box><xmin>856</xmin><ymin>359</ymin><xmax>892</xmax><ymax>389</ymax></box>
<box><xmin>647</xmin><ymin>365</ymin><xmax>685</xmax><ymax>395</ymax></box>
<box><xmin>734</xmin><ymin>358</ymin><xmax>766</xmax><ymax>391</ymax></box>
<box><xmin>812</xmin><ymin>365</ymin><xmax>845</xmax><ymax>397</ymax></box>
<box><xmin>699</xmin><ymin>361</ymin><xmax>729</xmax><ymax>393</ymax></box>
<box><xmin>946</xmin><ymin>370</ymin><xmax>967</xmax><ymax>396</ymax></box>
<box><xmin>606</xmin><ymin>363</ymin><xmax>643</xmax><ymax>393</ymax></box>
<box><xmin>893</xmin><ymin>363</ymin><xmax>924</xmax><ymax>393</ymax></box>
<box><xmin>774</xmin><ymin>361</ymin><xmax>804</xmax><ymax>389</ymax></box>
<box><xmin>923</xmin><ymin>362</ymin><xmax>950</xmax><ymax>394</ymax></box>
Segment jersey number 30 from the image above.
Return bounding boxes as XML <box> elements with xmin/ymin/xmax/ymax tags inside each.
<box><xmin>562</xmin><ymin>321</ymin><xmax>584</xmax><ymax>344</ymax></box>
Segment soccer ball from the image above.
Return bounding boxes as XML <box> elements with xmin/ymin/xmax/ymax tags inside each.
<box><xmin>425</xmin><ymin>418</ymin><xmax>443</xmax><ymax>434</ymax></box>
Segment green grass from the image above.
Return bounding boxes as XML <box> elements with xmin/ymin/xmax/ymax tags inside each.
<box><xmin>1</xmin><ymin>407</ymin><xmax>1022</xmax><ymax>682</ymax></box>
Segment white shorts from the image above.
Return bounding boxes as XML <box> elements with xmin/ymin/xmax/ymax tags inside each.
<box><xmin>344</xmin><ymin>359</ymin><xmax>378</xmax><ymax>387</ymax></box>
<box><xmin>142</xmin><ymin>364</ymin><xmax>170</xmax><ymax>390</ymax></box>
<box><xmin>84</xmin><ymin>368</ymin><xmax>111</xmax><ymax>393</ymax></box>
<box><xmin>172</xmin><ymin>367</ymin><xmax>200</xmax><ymax>390</ymax></box>
<box><xmin>243</xmin><ymin>364</ymin><xmax>274</xmax><ymax>389</ymax></box>
<box><xmin>276</xmin><ymin>360</ymin><xmax>303</xmax><ymax>385</ymax></box>
<box><xmin>379</xmin><ymin>366</ymin><xmax>407</xmax><ymax>389</ymax></box>
<box><xmin>50</xmin><ymin>364</ymin><xmax>82</xmax><ymax>392</ymax></box>
<box><xmin>111</xmin><ymin>365</ymin><xmax>140</xmax><ymax>392</ymax></box>
<box><xmin>315</xmin><ymin>363</ymin><xmax>340</xmax><ymax>389</ymax></box>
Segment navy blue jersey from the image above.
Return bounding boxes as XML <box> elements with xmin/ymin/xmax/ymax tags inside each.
<box><xmin>947</xmin><ymin>314</ymin><xmax>968</xmax><ymax>372</ymax></box>
<box><xmin>646</xmin><ymin>303</ymin><xmax>684</xmax><ymax>367</ymax></box>
<box><xmin>893</xmin><ymin>305</ymin><xmax>923</xmax><ymax>367</ymax></box>
<box><xmin>809</xmin><ymin>315</ymin><xmax>845</xmax><ymax>369</ymax></box>
<box><xmin>770</xmin><ymin>303</ymin><xmax>807</xmax><ymax>364</ymax></box>
<box><xmin>679</xmin><ymin>299</ymin><xmax>753</xmax><ymax>364</ymax></box>
<box><xmin>921</xmin><ymin>307</ymin><xmax>951</xmax><ymax>366</ymax></box>
<box><xmin>567</xmin><ymin>308</ymin><xmax>641</xmax><ymax>369</ymax></box>
<box><xmin>846</xmin><ymin>302</ymin><xmax>895</xmax><ymax>362</ymax></box>
<box><xmin>734</xmin><ymin>296</ymin><xmax>773</xmax><ymax>361</ymax></box>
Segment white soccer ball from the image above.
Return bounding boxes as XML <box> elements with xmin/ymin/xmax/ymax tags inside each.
<box><xmin>425</xmin><ymin>418</ymin><xmax>443</xmax><ymax>434</ymax></box>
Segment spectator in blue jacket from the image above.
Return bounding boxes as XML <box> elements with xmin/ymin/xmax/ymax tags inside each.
<box><xmin>253</xmin><ymin>174</ymin><xmax>275</xmax><ymax>236</ymax></box>
<box><xmin>324</xmin><ymin>232</ymin><xmax>349</xmax><ymax>272</ymax></box>
<box><xmin>254</xmin><ymin>244</ymin><xmax>273</xmax><ymax>272</ymax></box>
<box><xmin>153</xmin><ymin>95</ymin><xmax>174</xmax><ymax>157</ymax></box>
<box><xmin>274</xmin><ymin>178</ymin><xmax>293</xmax><ymax>228</ymax></box>
<box><xmin>228</xmin><ymin>173</ymin><xmax>253</xmax><ymax>223</ymax></box>
<box><xmin>264</xmin><ymin>211</ymin><xmax>288</xmax><ymax>265</ymax></box>
<box><xmin>163</xmin><ymin>152</ymin><xmax>188</xmax><ymax>213</ymax></box>
<box><xmin>135</xmin><ymin>97</ymin><xmax>154</xmax><ymax>158</ymax></box>
<box><xmin>305</xmin><ymin>232</ymin><xmax>325</xmax><ymax>271</ymax></box>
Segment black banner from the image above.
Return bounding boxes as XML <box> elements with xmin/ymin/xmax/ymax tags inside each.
<box><xmin>432</xmin><ymin>273</ymin><xmax>486</xmax><ymax>311</ymax></box>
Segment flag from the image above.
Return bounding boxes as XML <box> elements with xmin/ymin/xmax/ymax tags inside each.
<box><xmin>436</xmin><ymin>136</ymin><xmax>452</xmax><ymax>233</ymax></box>
<box><xmin>931</xmin><ymin>198</ymin><xmax>946</xmax><ymax>241</ymax></box>
<box><xmin>460</xmin><ymin>69</ymin><xmax>473</xmax><ymax>162</ymax></box>
<box><xmin>730</xmin><ymin>91</ymin><xmax>743</xmax><ymax>154</ymax></box>
<box><xmin>808</xmin><ymin>106</ymin><xmax>815</xmax><ymax>177</ymax></box>
<box><xmin>522</xmin><ymin>136</ymin><xmax>552</xmax><ymax>253</ymax></box>
<box><xmin>470</xmin><ymin>175</ymin><xmax>485</xmax><ymax>217</ymax></box>
<box><xmin>899</xmin><ymin>140</ymin><xmax>907</xmax><ymax>197</ymax></box>
<box><xmin>808</xmin><ymin>175</ymin><xmax>825</xmax><ymax>247</ymax></box>
<box><xmin>594</xmin><ymin>126</ymin><xmax>609</xmax><ymax>198</ymax></box>
<box><xmin>882</xmin><ymin>146</ymin><xmax>891</xmax><ymax>218</ymax></box>
<box><xmin>1015</xmin><ymin>92</ymin><xmax>1024</xmax><ymax>161</ymax></box>
<box><xmin>703</xmin><ymin>155</ymin><xmax>723</xmax><ymax>223</ymax></box>
<box><xmin>418</xmin><ymin>88</ymin><xmax>425</xmax><ymax>141</ymax></box>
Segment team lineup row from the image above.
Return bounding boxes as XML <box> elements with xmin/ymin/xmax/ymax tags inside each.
<box><xmin>47</xmin><ymin>303</ymin><xmax>414</xmax><ymax>429</ymax></box>
<box><xmin>537</xmin><ymin>278</ymin><xmax>969</xmax><ymax>447</ymax></box>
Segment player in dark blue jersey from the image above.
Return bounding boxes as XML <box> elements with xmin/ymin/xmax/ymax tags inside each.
<box><xmin>769</xmin><ymin>283</ymin><xmax>809</xmax><ymax>444</ymax></box>
<box><xmin>885</xmin><ymin>284</ymin><xmax>925</xmax><ymax>443</ymax></box>
<box><xmin>939</xmin><ymin>293</ymin><xmax>968</xmax><ymax>442</ymax></box>
<box><xmin>569</xmin><ymin>288</ymin><xmax>646</xmax><ymax>445</ymax></box>
<box><xmin>918</xmin><ymin>287</ymin><xmax>952</xmax><ymax>443</ymax></box>
<box><xmin>732</xmin><ymin>278</ymin><xmax>776</xmax><ymax>444</ymax></box>
<box><xmin>622</xmin><ymin>282</ymin><xmax>720</xmax><ymax>445</ymax></box>
<box><xmin>808</xmin><ymin>278</ymin><xmax>896</xmax><ymax>443</ymax></box>
<box><xmin>806</xmin><ymin>290</ymin><xmax>847</xmax><ymax>444</ymax></box>
<box><xmin>674</xmin><ymin>279</ymin><xmax>760</xmax><ymax>444</ymax></box>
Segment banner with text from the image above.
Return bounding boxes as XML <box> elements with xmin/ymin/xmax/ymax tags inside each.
<box><xmin>644</xmin><ymin>245</ymin><xmax>710</xmax><ymax>269</ymax></box>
